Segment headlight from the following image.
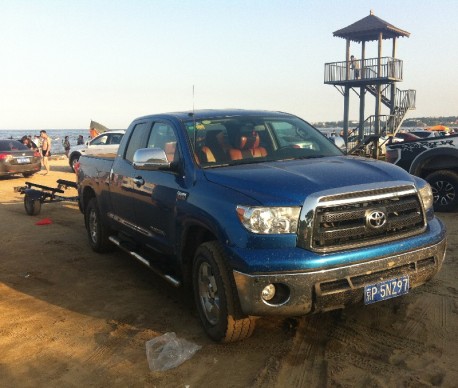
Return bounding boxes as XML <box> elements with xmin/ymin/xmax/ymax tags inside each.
<box><xmin>418</xmin><ymin>182</ymin><xmax>434</xmax><ymax>211</ymax></box>
<box><xmin>236</xmin><ymin>206</ymin><xmax>300</xmax><ymax>234</ymax></box>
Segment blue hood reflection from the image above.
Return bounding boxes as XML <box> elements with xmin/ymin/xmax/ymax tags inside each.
<box><xmin>202</xmin><ymin>156</ymin><xmax>415</xmax><ymax>205</ymax></box>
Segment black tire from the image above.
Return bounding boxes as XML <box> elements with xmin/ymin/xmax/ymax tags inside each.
<box><xmin>70</xmin><ymin>153</ymin><xmax>80</xmax><ymax>173</ymax></box>
<box><xmin>22</xmin><ymin>172</ymin><xmax>35</xmax><ymax>178</ymax></box>
<box><xmin>192</xmin><ymin>241</ymin><xmax>256</xmax><ymax>342</ymax></box>
<box><xmin>24</xmin><ymin>195</ymin><xmax>41</xmax><ymax>216</ymax></box>
<box><xmin>84</xmin><ymin>197</ymin><xmax>114</xmax><ymax>253</ymax></box>
<box><xmin>425</xmin><ymin>170</ymin><xmax>458</xmax><ymax>212</ymax></box>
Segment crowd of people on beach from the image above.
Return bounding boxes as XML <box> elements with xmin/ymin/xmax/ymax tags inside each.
<box><xmin>19</xmin><ymin>131</ymin><xmax>53</xmax><ymax>174</ymax></box>
<box><xmin>19</xmin><ymin>131</ymin><xmax>75</xmax><ymax>174</ymax></box>
<box><xmin>19</xmin><ymin>131</ymin><xmax>90</xmax><ymax>175</ymax></box>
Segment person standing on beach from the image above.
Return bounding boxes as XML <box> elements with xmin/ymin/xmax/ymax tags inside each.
<box><xmin>34</xmin><ymin>135</ymin><xmax>42</xmax><ymax>150</ymax></box>
<box><xmin>350</xmin><ymin>55</ymin><xmax>360</xmax><ymax>79</ymax></box>
<box><xmin>40</xmin><ymin>130</ymin><xmax>51</xmax><ymax>174</ymax></box>
<box><xmin>77</xmin><ymin>135</ymin><xmax>84</xmax><ymax>145</ymax></box>
<box><xmin>63</xmin><ymin>135</ymin><xmax>71</xmax><ymax>158</ymax></box>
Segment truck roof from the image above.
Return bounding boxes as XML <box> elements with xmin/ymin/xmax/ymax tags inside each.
<box><xmin>136</xmin><ymin>109</ymin><xmax>295</xmax><ymax>121</ymax></box>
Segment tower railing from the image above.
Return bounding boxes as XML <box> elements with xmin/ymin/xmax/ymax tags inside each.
<box><xmin>324</xmin><ymin>57</ymin><xmax>403</xmax><ymax>83</ymax></box>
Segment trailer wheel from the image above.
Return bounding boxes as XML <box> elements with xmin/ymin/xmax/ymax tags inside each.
<box><xmin>426</xmin><ymin>170</ymin><xmax>458</xmax><ymax>212</ymax></box>
<box><xmin>85</xmin><ymin>197</ymin><xmax>114</xmax><ymax>253</ymax></box>
<box><xmin>24</xmin><ymin>195</ymin><xmax>41</xmax><ymax>216</ymax></box>
<box><xmin>192</xmin><ymin>241</ymin><xmax>256</xmax><ymax>342</ymax></box>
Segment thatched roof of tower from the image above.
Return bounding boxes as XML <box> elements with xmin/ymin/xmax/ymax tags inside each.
<box><xmin>333</xmin><ymin>11</ymin><xmax>410</xmax><ymax>42</ymax></box>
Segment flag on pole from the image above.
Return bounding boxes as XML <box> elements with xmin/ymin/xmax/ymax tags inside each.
<box><xmin>89</xmin><ymin>120</ymin><xmax>109</xmax><ymax>138</ymax></box>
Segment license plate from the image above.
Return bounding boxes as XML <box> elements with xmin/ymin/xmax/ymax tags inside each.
<box><xmin>364</xmin><ymin>275</ymin><xmax>409</xmax><ymax>305</ymax></box>
<box><xmin>17</xmin><ymin>157</ymin><xmax>30</xmax><ymax>164</ymax></box>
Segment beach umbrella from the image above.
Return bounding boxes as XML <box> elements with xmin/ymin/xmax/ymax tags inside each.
<box><xmin>427</xmin><ymin>125</ymin><xmax>450</xmax><ymax>132</ymax></box>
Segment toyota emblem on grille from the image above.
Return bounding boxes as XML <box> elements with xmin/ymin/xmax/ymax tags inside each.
<box><xmin>366</xmin><ymin>210</ymin><xmax>387</xmax><ymax>229</ymax></box>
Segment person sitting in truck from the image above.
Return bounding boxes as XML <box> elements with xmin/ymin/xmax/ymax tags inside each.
<box><xmin>228</xmin><ymin>130</ymin><xmax>267</xmax><ymax>160</ymax></box>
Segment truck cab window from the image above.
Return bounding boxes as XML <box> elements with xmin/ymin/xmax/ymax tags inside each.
<box><xmin>147</xmin><ymin>123</ymin><xmax>179</xmax><ymax>162</ymax></box>
<box><xmin>125</xmin><ymin>122</ymin><xmax>151</xmax><ymax>162</ymax></box>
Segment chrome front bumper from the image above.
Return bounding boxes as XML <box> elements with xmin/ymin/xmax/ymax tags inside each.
<box><xmin>233</xmin><ymin>238</ymin><xmax>447</xmax><ymax>316</ymax></box>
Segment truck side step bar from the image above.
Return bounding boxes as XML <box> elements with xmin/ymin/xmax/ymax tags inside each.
<box><xmin>108</xmin><ymin>235</ymin><xmax>181</xmax><ymax>288</ymax></box>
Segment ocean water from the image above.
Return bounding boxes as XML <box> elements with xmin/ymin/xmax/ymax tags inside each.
<box><xmin>318</xmin><ymin>128</ymin><xmax>342</xmax><ymax>137</ymax></box>
<box><xmin>0</xmin><ymin>127</ymin><xmax>349</xmax><ymax>154</ymax></box>
<box><xmin>0</xmin><ymin>129</ymin><xmax>93</xmax><ymax>154</ymax></box>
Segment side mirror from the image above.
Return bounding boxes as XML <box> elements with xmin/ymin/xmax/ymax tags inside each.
<box><xmin>133</xmin><ymin>148</ymin><xmax>171</xmax><ymax>170</ymax></box>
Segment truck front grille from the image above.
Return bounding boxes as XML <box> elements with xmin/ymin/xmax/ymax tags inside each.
<box><xmin>298</xmin><ymin>185</ymin><xmax>426</xmax><ymax>253</ymax></box>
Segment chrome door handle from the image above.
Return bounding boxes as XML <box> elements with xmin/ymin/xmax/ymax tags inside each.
<box><xmin>133</xmin><ymin>177</ymin><xmax>145</xmax><ymax>187</ymax></box>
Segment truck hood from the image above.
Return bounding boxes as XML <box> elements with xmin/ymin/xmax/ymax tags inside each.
<box><xmin>202</xmin><ymin>156</ymin><xmax>415</xmax><ymax>205</ymax></box>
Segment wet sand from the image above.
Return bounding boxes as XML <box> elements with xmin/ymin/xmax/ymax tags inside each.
<box><xmin>0</xmin><ymin>158</ymin><xmax>457</xmax><ymax>387</ymax></box>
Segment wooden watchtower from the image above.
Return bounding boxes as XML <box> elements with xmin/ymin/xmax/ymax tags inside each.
<box><xmin>324</xmin><ymin>11</ymin><xmax>416</xmax><ymax>157</ymax></box>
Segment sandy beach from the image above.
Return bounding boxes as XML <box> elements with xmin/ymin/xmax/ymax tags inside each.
<box><xmin>0</xmin><ymin>158</ymin><xmax>457</xmax><ymax>387</ymax></box>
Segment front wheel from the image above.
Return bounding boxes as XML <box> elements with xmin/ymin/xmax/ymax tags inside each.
<box><xmin>24</xmin><ymin>195</ymin><xmax>41</xmax><ymax>216</ymax></box>
<box><xmin>69</xmin><ymin>153</ymin><xmax>80</xmax><ymax>172</ymax></box>
<box><xmin>84</xmin><ymin>197</ymin><xmax>114</xmax><ymax>252</ymax></box>
<box><xmin>192</xmin><ymin>241</ymin><xmax>256</xmax><ymax>342</ymax></box>
<box><xmin>426</xmin><ymin>170</ymin><xmax>458</xmax><ymax>212</ymax></box>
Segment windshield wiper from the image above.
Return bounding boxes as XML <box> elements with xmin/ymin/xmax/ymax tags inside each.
<box><xmin>296</xmin><ymin>154</ymin><xmax>326</xmax><ymax>159</ymax></box>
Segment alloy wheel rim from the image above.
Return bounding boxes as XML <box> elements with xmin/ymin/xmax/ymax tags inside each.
<box><xmin>198</xmin><ymin>262</ymin><xmax>220</xmax><ymax>325</ymax></box>
<box><xmin>89</xmin><ymin>209</ymin><xmax>98</xmax><ymax>243</ymax></box>
<box><xmin>432</xmin><ymin>180</ymin><xmax>455</xmax><ymax>206</ymax></box>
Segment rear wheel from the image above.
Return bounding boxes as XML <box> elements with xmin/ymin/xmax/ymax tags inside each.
<box><xmin>22</xmin><ymin>172</ymin><xmax>35</xmax><ymax>178</ymax></box>
<box><xmin>426</xmin><ymin>170</ymin><xmax>458</xmax><ymax>212</ymax></box>
<box><xmin>24</xmin><ymin>195</ymin><xmax>41</xmax><ymax>216</ymax></box>
<box><xmin>85</xmin><ymin>197</ymin><xmax>114</xmax><ymax>252</ymax></box>
<box><xmin>192</xmin><ymin>241</ymin><xmax>256</xmax><ymax>342</ymax></box>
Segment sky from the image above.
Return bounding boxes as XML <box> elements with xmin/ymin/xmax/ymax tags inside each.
<box><xmin>1</xmin><ymin>0</ymin><xmax>457</xmax><ymax>129</ymax></box>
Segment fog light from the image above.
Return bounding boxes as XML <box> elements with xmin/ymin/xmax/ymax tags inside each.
<box><xmin>261</xmin><ymin>284</ymin><xmax>276</xmax><ymax>301</ymax></box>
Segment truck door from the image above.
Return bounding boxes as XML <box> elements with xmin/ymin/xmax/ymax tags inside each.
<box><xmin>129</xmin><ymin>121</ymin><xmax>184</xmax><ymax>255</ymax></box>
<box><xmin>108</xmin><ymin>121</ymin><xmax>152</xmax><ymax>235</ymax></box>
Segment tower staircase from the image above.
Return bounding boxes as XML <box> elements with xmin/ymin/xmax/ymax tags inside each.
<box><xmin>365</xmin><ymin>84</ymin><xmax>416</xmax><ymax>134</ymax></box>
<box><xmin>347</xmin><ymin>85</ymin><xmax>416</xmax><ymax>156</ymax></box>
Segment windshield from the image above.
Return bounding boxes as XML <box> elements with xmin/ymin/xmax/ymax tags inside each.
<box><xmin>184</xmin><ymin>115</ymin><xmax>343</xmax><ymax>168</ymax></box>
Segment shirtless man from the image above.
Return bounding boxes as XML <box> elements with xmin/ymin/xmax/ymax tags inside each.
<box><xmin>350</xmin><ymin>55</ymin><xmax>360</xmax><ymax>79</ymax></box>
<box><xmin>40</xmin><ymin>130</ymin><xmax>51</xmax><ymax>174</ymax></box>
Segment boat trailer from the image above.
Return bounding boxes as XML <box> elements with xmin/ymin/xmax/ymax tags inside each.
<box><xmin>15</xmin><ymin>179</ymin><xmax>79</xmax><ymax>216</ymax></box>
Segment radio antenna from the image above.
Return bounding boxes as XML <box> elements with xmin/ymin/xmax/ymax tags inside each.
<box><xmin>192</xmin><ymin>85</ymin><xmax>197</xmax><ymax>152</ymax></box>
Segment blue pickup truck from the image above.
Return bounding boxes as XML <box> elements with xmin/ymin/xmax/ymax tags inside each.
<box><xmin>77</xmin><ymin>109</ymin><xmax>447</xmax><ymax>342</ymax></box>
